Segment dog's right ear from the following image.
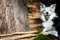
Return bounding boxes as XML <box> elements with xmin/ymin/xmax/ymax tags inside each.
<box><xmin>40</xmin><ymin>3</ymin><xmax>45</xmax><ymax>9</ymax></box>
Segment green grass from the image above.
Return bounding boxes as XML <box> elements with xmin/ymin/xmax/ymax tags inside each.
<box><xmin>33</xmin><ymin>29</ymin><xmax>50</xmax><ymax>40</ymax></box>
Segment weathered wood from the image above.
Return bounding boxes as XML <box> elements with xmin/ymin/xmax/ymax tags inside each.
<box><xmin>12</xmin><ymin>0</ymin><xmax>30</xmax><ymax>32</ymax></box>
<box><xmin>0</xmin><ymin>34</ymin><xmax>37</xmax><ymax>40</ymax></box>
<box><xmin>0</xmin><ymin>31</ymin><xmax>38</xmax><ymax>40</ymax></box>
<box><xmin>0</xmin><ymin>0</ymin><xmax>30</xmax><ymax>34</ymax></box>
<box><xmin>0</xmin><ymin>31</ymin><xmax>38</xmax><ymax>36</ymax></box>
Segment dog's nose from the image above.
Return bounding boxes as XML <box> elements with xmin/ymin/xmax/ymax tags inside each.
<box><xmin>46</xmin><ymin>12</ymin><xmax>48</xmax><ymax>14</ymax></box>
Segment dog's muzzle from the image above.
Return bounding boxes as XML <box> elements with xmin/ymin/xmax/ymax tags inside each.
<box><xmin>45</xmin><ymin>15</ymin><xmax>50</xmax><ymax>20</ymax></box>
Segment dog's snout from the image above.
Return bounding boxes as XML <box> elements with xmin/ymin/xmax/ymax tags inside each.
<box><xmin>46</xmin><ymin>12</ymin><xmax>48</xmax><ymax>14</ymax></box>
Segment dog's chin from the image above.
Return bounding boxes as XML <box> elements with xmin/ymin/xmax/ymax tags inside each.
<box><xmin>45</xmin><ymin>15</ymin><xmax>50</xmax><ymax>20</ymax></box>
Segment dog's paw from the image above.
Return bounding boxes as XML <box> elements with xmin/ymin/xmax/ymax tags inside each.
<box><xmin>52</xmin><ymin>31</ymin><xmax>58</xmax><ymax>37</ymax></box>
<box><xmin>41</xmin><ymin>32</ymin><xmax>49</xmax><ymax>35</ymax></box>
<box><xmin>42</xmin><ymin>32</ymin><xmax>49</xmax><ymax>35</ymax></box>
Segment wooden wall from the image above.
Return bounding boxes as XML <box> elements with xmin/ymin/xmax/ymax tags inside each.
<box><xmin>27</xmin><ymin>2</ymin><xmax>42</xmax><ymax>30</ymax></box>
<box><xmin>0</xmin><ymin>0</ymin><xmax>30</xmax><ymax>34</ymax></box>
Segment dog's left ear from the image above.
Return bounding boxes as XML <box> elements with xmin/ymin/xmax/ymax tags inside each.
<box><xmin>50</xmin><ymin>4</ymin><xmax>56</xmax><ymax>10</ymax></box>
<box><xmin>40</xmin><ymin>3</ymin><xmax>45</xmax><ymax>9</ymax></box>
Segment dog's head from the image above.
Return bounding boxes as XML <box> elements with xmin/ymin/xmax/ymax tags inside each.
<box><xmin>40</xmin><ymin>3</ymin><xmax>56</xmax><ymax>20</ymax></box>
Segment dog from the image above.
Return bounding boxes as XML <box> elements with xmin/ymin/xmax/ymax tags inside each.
<box><xmin>40</xmin><ymin>3</ymin><xmax>60</xmax><ymax>37</ymax></box>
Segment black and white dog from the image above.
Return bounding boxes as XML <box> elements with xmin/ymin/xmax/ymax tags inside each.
<box><xmin>40</xmin><ymin>3</ymin><xmax>60</xmax><ymax>37</ymax></box>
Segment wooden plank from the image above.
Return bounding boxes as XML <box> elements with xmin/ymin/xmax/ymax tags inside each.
<box><xmin>0</xmin><ymin>31</ymin><xmax>38</xmax><ymax>37</ymax></box>
<box><xmin>28</xmin><ymin>13</ymin><xmax>40</xmax><ymax>20</ymax></box>
<box><xmin>29</xmin><ymin>24</ymin><xmax>41</xmax><ymax>28</ymax></box>
<box><xmin>0</xmin><ymin>34</ymin><xmax>37</xmax><ymax>40</ymax></box>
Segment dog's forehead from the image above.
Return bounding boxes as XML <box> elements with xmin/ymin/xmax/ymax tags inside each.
<box><xmin>45</xmin><ymin>7</ymin><xmax>50</xmax><ymax>10</ymax></box>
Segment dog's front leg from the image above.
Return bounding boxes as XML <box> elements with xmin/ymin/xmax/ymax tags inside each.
<box><xmin>42</xmin><ymin>21</ymin><xmax>54</xmax><ymax>33</ymax></box>
<box><xmin>42</xmin><ymin>30</ymin><xmax>58</xmax><ymax>37</ymax></box>
<box><xmin>41</xmin><ymin>27</ymin><xmax>48</xmax><ymax>33</ymax></box>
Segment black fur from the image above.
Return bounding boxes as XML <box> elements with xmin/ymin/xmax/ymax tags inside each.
<box><xmin>52</xmin><ymin>17</ymin><xmax>60</xmax><ymax>35</ymax></box>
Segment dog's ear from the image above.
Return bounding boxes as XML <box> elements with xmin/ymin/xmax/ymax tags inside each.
<box><xmin>40</xmin><ymin>3</ymin><xmax>45</xmax><ymax>9</ymax></box>
<box><xmin>50</xmin><ymin>4</ymin><xmax>56</xmax><ymax>10</ymax></box>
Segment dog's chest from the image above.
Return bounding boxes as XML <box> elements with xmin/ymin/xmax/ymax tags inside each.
<box><xmin>42</xmin><ymin>21</ymin><xmax>54</xmax><ymax>28</ymax></box>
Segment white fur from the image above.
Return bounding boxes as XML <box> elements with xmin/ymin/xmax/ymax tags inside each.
<box><xmin>42</xmin><ymin>21</ymin><xmax>58</xmax><ymax>37</ymax></box>
<box><xmin>41</xmin><ymin>13</ymin><xmax>58</xmax><ymax>21</ymax></box>
<box><xmin>40</xmin><ymin>3</ymin><xmax>58</xmax><ymax>37</ymax></box>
